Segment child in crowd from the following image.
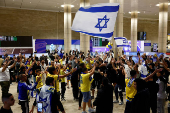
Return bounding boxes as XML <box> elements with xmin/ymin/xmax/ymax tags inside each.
<box><xmin>60</xmin><ymin>65</ymin><xmax>66</xmax><ymax>101</ymax></box>
<box><xmin>36</xmin><ymin>69</ymin><xmax>43</xmax><ymax>89</ymax></box>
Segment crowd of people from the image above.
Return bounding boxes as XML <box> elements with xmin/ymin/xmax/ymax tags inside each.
<box><xmin>0</xmin><ymin>50</ymin><xmax>170</xmax><ymax>113</ymax></box>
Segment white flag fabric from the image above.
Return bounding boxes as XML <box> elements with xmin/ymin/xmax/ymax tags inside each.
<box><xmin>114</xmin><ymin>37</ymin><xmax>130</xmax><ymax>47</ymax></box>
<box><xmin>71</xmin><ymin>3</ymin><xmax>119</xmax><ymax>39</ymax></box>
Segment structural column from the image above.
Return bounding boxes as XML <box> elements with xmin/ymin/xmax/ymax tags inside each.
<box><xmin>80</xmin><ymin>0</ymin><xmax>90</xmax><ymax>55</ymax></box>
<box><xmin>131</xmin><ymin>11</ymin><xmax>138</xmax><ymax>52</ymax></box>
<box><xmin>110</xmin><ymin>0</ymin><xmax>124</xmax><ymax>57</ymax></box>
<box><xmin>64</xmin><ymin>5</ymin><xmax>72</xmax><ymax>54</ymax></box>
<box><xmin>110</xmin><ymin>0</ymin><xmax>117</xmax><ymax>58</ymax></box>
<box><xmin>158</xmin><ymin>3</ymin><xmax>168</xmax><ymax>53</ymax></box>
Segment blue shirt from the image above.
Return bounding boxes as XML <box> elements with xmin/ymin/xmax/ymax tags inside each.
<box><xmin>18</xmin><ymin>81</ymin><xmax>37</xmax><ymax>101</ymax></box>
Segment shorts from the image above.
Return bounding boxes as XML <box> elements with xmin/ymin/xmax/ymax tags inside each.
<box><xmin>67</xmin><ymin>75</ymin><xmax>71</xmax><ymax>80</ymax></box>
<box><xmin>92</xmin><ymin>80</ymin><xmax>101</xmax><ymax>89</ymax></box>
<box><xmin>82</xmin><ymin>91</ymin><xmax>91</xmax><ymax>102</ymax></box>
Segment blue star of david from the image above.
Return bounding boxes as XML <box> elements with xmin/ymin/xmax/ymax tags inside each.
<box><xmin>39</xmin><ymin>96</ymin><xmax>48</xmax><ymax>112</ymax></box>
<box><xmin>95</xmin><ymin>15</ymin><xmax>110</xmax><ymax>32</ymax></box>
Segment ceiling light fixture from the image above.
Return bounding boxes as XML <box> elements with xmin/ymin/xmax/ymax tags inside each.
<box><xmin>144</xmin><ymin>11</ymin><xmax>145</xmax><ymax>13</ymax></box>
<box><xmin>30</xmin><ymin>2</ymin><xmax>31</xmax><ymax>3</ymax></box>
<box><xmin>61</xmin><ymin>5</ymin><xmax>74</xmax><ymax>7</ymax></box>
<box><xmin>129</xmin><ymin>11</ymin><xmax>140</xmax><ymax>14</ymax></box>
<box><xmin>156</xmin><ymin>3</ymin><xmax>170</xmax><ymax>6</ymax></box>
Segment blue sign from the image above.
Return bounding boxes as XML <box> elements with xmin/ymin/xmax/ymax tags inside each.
<box><xmin>144</xmin><ymin>43</ymin><xmax>151</xmax><ymax>46</ymax></box>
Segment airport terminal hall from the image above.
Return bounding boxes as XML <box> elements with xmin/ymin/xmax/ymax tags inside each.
<box><xmin>2</xmin><ymin>0</ymin><xmax>170</xmax><ymax>113</ymax></box>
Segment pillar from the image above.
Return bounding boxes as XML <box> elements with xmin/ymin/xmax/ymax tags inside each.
<box><xmin>110</xmin><ymin>0</ymin><xmax>123</xmax><ymax>57</ymax></box>
<box><xmin>80</xmin><ymin>0</ymin><xmax>90</xmax><ymax>56</ymax></box>
<box><xmin>110</xmin><ymin>0</ymin><xmax>117</xmax><ymax>58</ymax></box>
<box><xmin>131</xmin><ymin>11</ymin><xmax>138</xmax><ymax>52</ymax></box>
<box><xmin>158</xmin><ymin>3</ymin><xmax>168</xmax><ymax>53</ymax></box>
<box><xmin>64</xmin><ymin>5</ymin><xmax>72</xmax><ymax>54</ymax></box>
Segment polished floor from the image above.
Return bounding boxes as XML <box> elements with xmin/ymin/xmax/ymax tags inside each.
<box><xmin>0</xmin><ymin>82</ymin><xmax>168</xmax><ymax>113</ymax></box>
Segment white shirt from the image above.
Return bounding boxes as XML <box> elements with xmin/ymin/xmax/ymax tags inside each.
<box><xmin>0</xmin><ymin>66</ymin><xmax>11</xmax><ymax>82</ymax></box>
<box><xmin>41</xmin><ymin>63</ymin><xmax>47</xmax><ymax>72</ymax></box>
<box><xmin>124</xmin><ymin>64</ymin><xmax>131</xmax><ymax>78</ymax></box>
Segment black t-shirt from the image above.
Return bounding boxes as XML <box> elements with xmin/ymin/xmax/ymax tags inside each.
<box><xmin>117</xmin><ymin>69</ymin><xmax>125</xmax><ymax>87</ymax></box>
<box><xmin>93</xmin><ymin>67</ymin><xmax>102</xmax><ymax>81</ymax></box>
<box><xmin>0</xmin><ymin>107</ymin><xmax>13</xmax><ymax>113</ymax></box>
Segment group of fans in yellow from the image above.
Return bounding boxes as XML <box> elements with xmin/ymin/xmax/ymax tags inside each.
<box><xmin>0</xmin><ymin>50</ymin><xmax>170</xmax><ymax>113</ymax></box>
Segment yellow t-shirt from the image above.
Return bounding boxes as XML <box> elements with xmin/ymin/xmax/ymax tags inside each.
<box><xmin>47</xmin><ymin>74</ymin><xmax>60</xmax><ymax>92</ymax></box>
<box><xmin>85</xmin><ymin>62</ymin><xmax>91</xmax><ymax>70</ymax></box>
<box><xmin>125</xmin><ymin>78</ymin><xmax>137</xmax><ymax>101</ymax></box>
<box><xmin>79</xmin><ymin>58</ymin><xmax>84</xmax><ymax>63</ymax></box>
<box><xmin>36</xmin><ymin>74</ymin><xmax>43</xmax><ymax>89</ymax></box>
<box><xmin>80</xmin><ymin>73</ymin><xmax>91</xmax><ymax>92</ymax></box>
<box><xmin>59</xmin><ymin>59</ymin><xmax>62</xmax><ymax>64</ymax></box>
<box><xmin>90</xmin><ymin>60</ymin><xmax>94</xmax><ymax>64</ymax></box>
<box><xmin>60</xmin><ymin>69</ymin><xmax>65</xmax><ymax>83</ymax></box>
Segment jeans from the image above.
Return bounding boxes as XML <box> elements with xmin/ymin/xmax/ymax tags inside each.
<box><xmin>157</xmin><ymin>98</ymin><xmax>165</xmax><ymax>113</ymax></box>
<box><xmin>0</xmin><ymin>81</ymin><xmax>10</xmax><ymax>96</ymax></box>
<box><xmin>114</xmin><ymin>84</ymin><xmax>123</xmax><ymax>102</ymax></box>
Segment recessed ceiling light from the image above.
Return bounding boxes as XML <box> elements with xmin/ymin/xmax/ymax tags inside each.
<box><xmin>129</xmin><ymin>11</ymin><xmax>140</xmax><ymax>14</ymax></box>
<box><xmin>156</xmin><ymin>3</ymin><xmax>170</xmax><ymax>6</ymax></box>
<box><xmin>55</xmin><ymin>6</ymin><xmax>56</xmax><ymax>7</ymax></box>
<box><xmin>13</xmin><ymin>0</ymin><xmax>14</xmax><ymax>1</ymax></box>
<box><xmin>144</xmin><ymin>11</ymin><xmax>145</xmax><ymax>13</ymax></box>
<box><xmin>155</xmin><ymin>14</ymin><xmax>156</xmax><ymax>15</ymax></box>
<box><xmin>61</xmin><ymin>5</ymin><xmax>74</xmax><ymax>7</ymax></box>
<box><xmin>30</xmin><ymin>2</ymin><xmax>31</xmax><ymax>3</ymax></box>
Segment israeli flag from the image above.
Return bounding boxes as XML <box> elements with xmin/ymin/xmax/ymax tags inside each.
<box><xmin>71</xmin><ymin>3</ymin><xmax>119</xmax><ymax>39</ymax></box>
<box><xmin>114</xmin><ymin>37</ymin><xmax>130</xmax><ymax>47</ymax></box>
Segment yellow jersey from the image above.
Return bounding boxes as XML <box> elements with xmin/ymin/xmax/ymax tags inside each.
<box><xmin>125</xmin><ymin>78</ymin><xmax>137</xmax><ymax>101</ymax></box>
<box><xmin>36</xmin><ymin>74</ymin><xmax>43</xmax><ymax>89</ymax></box>
<box><xmin>79</xmin><ymin>58</ymin><xmax>84</xmax><ymax>63</ymax></box>
<box><xmin>59</xmin><ymin>59</ymin><xmax>62</xmax><ymax>64</ymax></box>
<box><xmin>47</xmin><ymin>74</ymin><xmax>60</xmax><ymax>92</ymax></box>
<box><xmin>60</xmin><ymin>69</ymin><xmax>65</xmax><ymax>83</ymax></box>
<box><xmin>80</xmin><ymin>73</ymin><xmax>91</xmax><ymax>92</ymax></box>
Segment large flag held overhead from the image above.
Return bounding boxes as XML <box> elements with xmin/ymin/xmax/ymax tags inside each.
<box><xmin>71</xmin><ymin>3</ymin><xmax>119</xmax><ymax>39</ymax></box>
<box><xmin>114</xmin><ymin>37</ymin><xmax>130</xmax><ymax>47</ymax></box>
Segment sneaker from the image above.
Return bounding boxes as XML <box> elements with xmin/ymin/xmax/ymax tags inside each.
<box><xmin>82</xmin><ymin>111</ymin><xmax>87</xmax><ymax>113</ymax></box>
<box><xmin>74</xmin><ymin>98</ymin><xmax>79</xmax><ymax>101</ymax></box>
<box><xmin>119</xmin><ymin>101</ymin><xmax>124</xmax><ymax>105</ymax></box>
<box><xmin>61</xmin><ymin>98</ymin><xmax>66</xmax><ymax>101</ymax></box>
<box><xmin>88</xmin><ymin>108</ymin><xmax>96</xmax><ymax>113</ymax></box>
<box><xmin>78</xmin><ymin>107</ymin><xmax>82</xmax><ymax>110</ymax></box>
<box><xmin>113</xmin><ymin>100</ymin><xmax>119</xmax><ymax>103</ymax></box>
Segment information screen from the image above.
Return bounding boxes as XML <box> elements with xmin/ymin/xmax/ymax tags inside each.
<box><xmin>0</xmin><ymin>36</ymin><xmax>32</xmax><ymax>47</ymax></box>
